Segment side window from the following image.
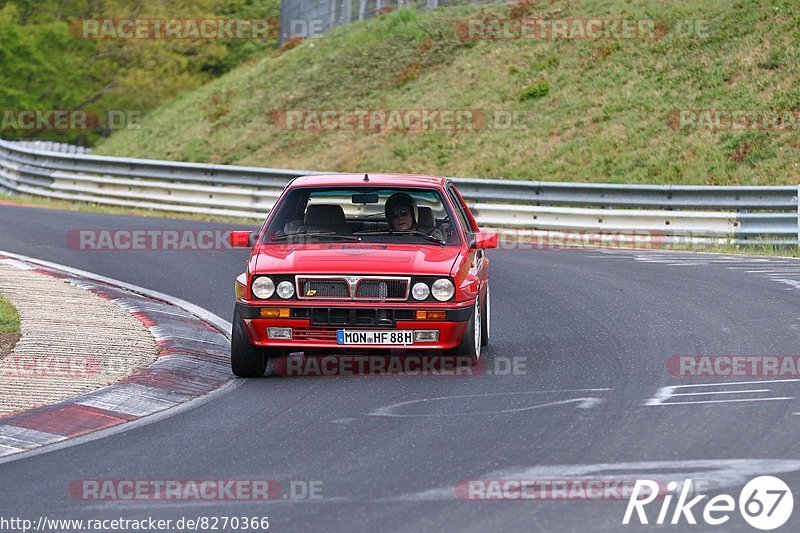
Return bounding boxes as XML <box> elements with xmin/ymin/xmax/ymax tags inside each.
<box><xmin>446</xmin><ymin>185</ymin><xmax>471</xmax><ymax>234</ymax></box>
<box><xmin>452</xmin><ymin>185</ymin><xmax>479</xmax><ymax>232</ymax></box>
<box><xmin>261</xmin><ymin>190</ymin><xmax>308</xmax><ymax>242</ymax></box>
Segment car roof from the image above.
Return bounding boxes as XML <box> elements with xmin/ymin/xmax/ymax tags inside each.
<box><xmin>288</xmin><ymin>173</ymin><xmax>448</xmax><ymax>188</ymax></box>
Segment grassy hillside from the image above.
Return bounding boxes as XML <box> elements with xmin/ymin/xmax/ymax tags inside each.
<box><xmin>0</xmin><ymin>0</ymin><xmax>279</xmax><ymax>145</ymax></box>
<box><xmin>96</xmin><ymin>0</ymin><xmax>800</xmax><ymax>185</ymax></box>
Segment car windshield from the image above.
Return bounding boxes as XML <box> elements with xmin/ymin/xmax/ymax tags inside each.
<box><xmin>261</xmin><ymin>187</ymin><xmax>462</xmax><ymax>245</ymax></box>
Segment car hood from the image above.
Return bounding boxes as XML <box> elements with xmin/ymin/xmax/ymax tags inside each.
<box><xmin>252</xmin><ymin>243</ymin><xmax>462</xmax><ymax>277</ymax></box>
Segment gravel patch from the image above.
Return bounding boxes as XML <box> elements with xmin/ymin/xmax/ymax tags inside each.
<box><xmin>0</xmin><ymin>263</ymin><xmax>159</xmax><ymax>416</ymax></box>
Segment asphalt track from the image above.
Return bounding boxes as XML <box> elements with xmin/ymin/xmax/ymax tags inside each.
<box><xmin>1</xmin><ymin>203</ymin><xmax>800</xmax><ymax>532</ymax></box>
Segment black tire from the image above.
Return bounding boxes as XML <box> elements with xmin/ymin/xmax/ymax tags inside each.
<box><xmin>231</xmin><ymin>308</ymin><xmax>267</xmax><ymax>377</ymax></box>
<box><xmin>448</xmin><ymin>297</ymin><xmax>481</xmax><ymax>365</ymax></box>
<box><xmin>480</xmin><ymin>282</ymin><xmax>490</xmax><ymax>347</ymax></box>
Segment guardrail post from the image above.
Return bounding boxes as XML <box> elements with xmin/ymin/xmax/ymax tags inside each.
<box><xmin>797</xmin><ymin>185</ymin><xmax>800</xmax><ymax>245</ymax></box>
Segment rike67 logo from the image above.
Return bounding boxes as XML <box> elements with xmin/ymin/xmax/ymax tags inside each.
<box><xmin>623</xmin><ymin>476</ymin><xmax>793</xmax><ymax>530</ymax></box>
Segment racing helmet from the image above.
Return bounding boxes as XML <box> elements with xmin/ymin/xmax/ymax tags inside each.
<box><xmin>384</xmin><ymin>192</ymin><xmax>418</xmax><ymax>225</ymax></box>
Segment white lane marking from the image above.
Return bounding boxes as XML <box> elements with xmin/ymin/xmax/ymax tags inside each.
<box><xmin>707</xmin><ymin>259</ymin><xmax>775</xmax><ymax>263</ymax></box>
<box><xmin>577</xmin><ymin>397</ymin><xmax>604</xmax><ymax>409</ymax></box>
<box><xmin>372</xmin><ymin>398</ymin><xmax>605</xmax><ymax>417</ymax></box>
<box><xmin>0</xmin><ymin>425</ymin><xmax>66</xmax><ymax>445</ymax></box>
<box><xmin>369</xmin><ymin>389</ymin><xmax>610</xmax><ymax>418</ymax></box>
<box><xmin>745</xmin><ymin>270</ymin><xmax>800</xmax><ymax>273</ymax></box>
<box><xmin>597</xmin><ymin>251</ymin><xmax>800</xmax><ymax>297</ymax></box>
<box><xmin>645</xmin><ymin>379</ymin><xmax>800</xmax><ymax>406</ymax></box>
<box><xmin>773</xmin><ymin>279</ymin><xmax>800</xmax><ymax>288</ymax></box>
<box><xmin>387</xmin><ymin>459</ymin><xmax>800</xmax><ymax>502</ymax></box>
<box><xmin>728</xmin><ymin>267</ymin><xmax>797</xmax><ymax>271</ymax></box>
<box><xmin>653</xmin><ymin>256</ymin><xmax>787</xmax><ymax>264</ymax></box>
<box><xmin>634</xmin><ymin>258</ymin><xmax>704</xmax><ymax>264</ymax></box>
<box><xmin>715</xmin><ymin>260</ymin><xmax>793</xmax><ymax>264</ymax></box>
<box><xmin>658</xmin><ymin>379</ymin><xmax>800</xmax><ymax>388</ymax></box>
<box><xmin>670</xmin><ymin>389</ymin><xmax>772</xmax><ymax>397</ymax></box>
<box><xmin>651</xmin><ymin>397</ymin><xmax>793</xmax><ymax>406</ymax></box>
<box><xmin>724</xmin><ymin>259</ymin><xmax>784</xmax><ymax>263</ymax></box>
<box><xmin>0</xmin><ymin>444</ymin><xmax>25</xmax><ymax>457</ymax></box>
<box><xmin>0</xmin><ymin>258</ymin><xmax>34</xmax><ymax>270</ymax></box>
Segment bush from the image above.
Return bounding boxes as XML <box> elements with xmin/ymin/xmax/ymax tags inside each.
<box><xmin>520</xmin><ymin>81</ymin><xmax>550</xmax><ymax>101</ymax></box>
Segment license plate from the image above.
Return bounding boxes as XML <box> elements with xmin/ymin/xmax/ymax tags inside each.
<box><xmin>337</xmin><ymin>330</ymin><xmax>414</xmax><ymax>345</ymax></box>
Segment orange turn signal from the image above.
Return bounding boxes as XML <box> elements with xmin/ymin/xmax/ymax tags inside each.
<box><xmin>416</xmin><ymin>310</ymin><xmax>446</xmax><ymax>320</ymax></box>
<box><xmin>260</xmin><ymin>308</ymin><xmax>291</xmax><ymax>318</ymax></box>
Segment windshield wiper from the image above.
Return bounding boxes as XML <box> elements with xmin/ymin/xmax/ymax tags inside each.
<box><xmin>272</xmin><ymin>231</ymin><xmax>361</xmax><ymax>242</ymax></box>
<box><xmin>353</xmin><ymin>229</ymin><xmax>446</xmax><ymax>246</ymax></box>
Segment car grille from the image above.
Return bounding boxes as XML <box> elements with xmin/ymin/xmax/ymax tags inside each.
<box><xmin>298</xmin><ymin>278</ymin><xmax>349</xmax><ymax>299</ymax></box>
<box><xmin>292</xmin><ymin>327</ymin><xmax>339</xmax><ymax>342</ymax></box>
<box><xmin>355</xmin><ymin>279</ymin><xmax>407</xmax><ymax>300</ymax></box>
<box><xmin>292</xmin><ymin>307</ymin><xmax>415</xmax><ymax>326</ymax></box>
<box><xmin>296</xmin><ymin>276</ymin><xmax>409</xmax><ymax>301</ymax></box>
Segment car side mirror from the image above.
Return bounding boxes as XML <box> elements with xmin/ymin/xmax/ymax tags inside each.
<box><xmin>229</xmin><ymin>230</ymin><xmax>256</xmax><ymax>247</ymax></box>
<box><xmin>468</xmin><ymin>232</ymin><xmax>498</xmax><ymax>250</ymax></box>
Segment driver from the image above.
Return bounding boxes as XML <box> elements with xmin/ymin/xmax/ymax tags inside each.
<box><xmin>385</xmin><ymin>192</ymin><xmax>444</xmax><ymax>241</ymax></box>
<box><xmin>385</xmin><ymin>192</ymin><xmax>417</xmax><ymax>231</ymax></box>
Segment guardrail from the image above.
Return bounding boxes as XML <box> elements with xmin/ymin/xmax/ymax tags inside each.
<box><xmin>0</xmin><ymin>138</ymin><xmax>797</xmax><ymax>245</ymax></box>
<box><xmin>8</xmin><ymin>140</ymin><xmax>92</xmax><ymax>155</ymax></box>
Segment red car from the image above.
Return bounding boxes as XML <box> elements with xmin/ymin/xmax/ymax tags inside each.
<box><xmin>228</xmin><ymin>174</ymin><xmax>497</xmax><ymax>376</ymax></box>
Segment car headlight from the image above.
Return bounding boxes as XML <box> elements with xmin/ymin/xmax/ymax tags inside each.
<box><xmin>252</xmin><ymin>276</ymin><xmax>275</xmax><ymax>299</ymax></box>
<box><xmin>431</xmin><ymin>278</ymin><xmax>454</xmax><ymax>302</ymax></box>
<box><xmin>411</xmin><ymin>282</ymin><xmax>430</xmax><ymax>301</ymax></box>
<box><xmin>276</xmin><ymin>280</ymin><xmax>295</xmax><ymax>299</ymax></box>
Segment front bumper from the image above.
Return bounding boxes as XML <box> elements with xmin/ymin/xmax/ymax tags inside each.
<box><xmin>236</xmin><ymin>301</ymin><xmax>472</xmax><ymax>350</ymax></box>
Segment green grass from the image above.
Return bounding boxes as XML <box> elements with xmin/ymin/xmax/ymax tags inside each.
<box><xmin>668</xmin><ymin>241</ymin><xmax>800</xmax><ymax>258</ymax></box>
<box><xmin>95</xmin><ymin>0</ymin><xmax>800</xmax><ymax>185</ymax></box>
<box><xmin>0</xmin><ymin>294</ymin><xmax>19</xmax><ymax>334</ymax></box>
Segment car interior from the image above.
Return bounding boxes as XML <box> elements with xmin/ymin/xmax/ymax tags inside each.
<box><xmin>270</xmin><ymin>189</ymin><xmax>456</xmax><ymax>243</ymax></box>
